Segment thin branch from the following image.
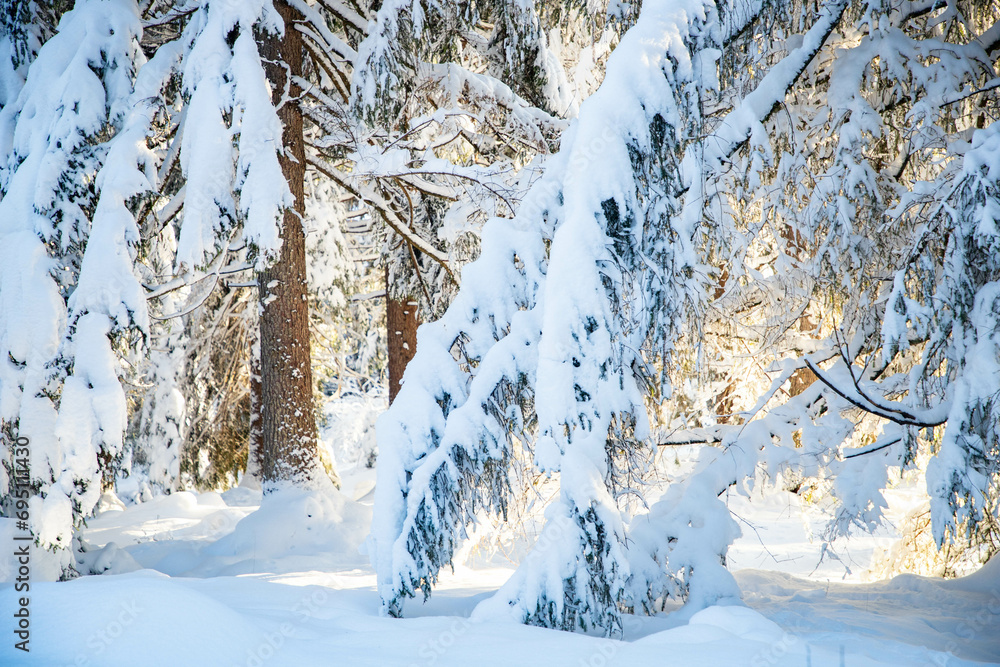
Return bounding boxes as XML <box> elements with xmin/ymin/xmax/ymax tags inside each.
<box><xmin>311</xmin><ymin>0</ymin><xmax>369</xmax><ymax>34</ymax></box>
<box><xmin>351</xmin><ymin>288</ymin><xmax>386</xmax><ymax>301</ymax></box>
<box><xmin>306</xmin><ymin>154</ymin><xmax>457</xmax><ymax>282</ymax></box>
<box><xmin>149</xmin><ymin>275</ymin><xmax>220</xmax><ymax>320</ymax></box>
<box><xmin>835</xmin><ymin>338</ymin><xmax>929</xmax><ymax>423</ymax></box>
<box><xmin>142</xmin><ymin>7</ymin><xmax>196</xmax><ymax>28</ymax></box>
<box><xmin>288</xmin><ymin>0</ymin><xmax>358</xmax><ymax>61</ymax></box>
<box><xmin>940</xmin><ymin>78</ymin><xmax>1000</xmax><ymax>107</ymax></box>
<box><xmin>657</xmin><ymin>438</ymin><xmax>722</xmax><ymax>447</ymax></box>
<box><xmin>300</xmin><ymin>40</ymin><xmax>351</xmax><ymax>103</ymax></box>
<box><xmin>393</xmin><ymin>176</ymin><xmax>441</xmax><ymax>304</ymax></box>
<box><xmin>804</xmin><ymin>359</ymin><xmax>947</xmax><ymax>428</ymax></box>
<box><xmin>843</xmin><ymin>437</ymin><xmax>902</xmax><ymax>460</ymax></box>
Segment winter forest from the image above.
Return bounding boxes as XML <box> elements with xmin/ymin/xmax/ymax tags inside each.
<box><xmin>2</xmin><ymin>0</ymin><xmax>1000</xmax><ymax>664</ymax></box>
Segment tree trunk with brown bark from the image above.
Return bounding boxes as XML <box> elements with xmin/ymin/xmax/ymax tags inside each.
<box><xmin>255</xmin><ymin>1</ymin><xmax>323</xmax><ymax>490</ymax></box>
<box><xmin>386</xmin><ymin>267</ymin><xmax>420</xmax><ymax>404</ymax></box>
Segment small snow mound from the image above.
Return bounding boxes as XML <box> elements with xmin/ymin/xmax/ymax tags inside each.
<box><xmin>942</xmin><ymin>554</ymin><xmax>1000</xmax><ymax>593</ymax></box>
<box><xmin>885</xmin><ymin>571</ymin><xmax>934</xmax><ymax>593</ymax></box>
<box><xmin>1</xmin><ymin>571</ymin><xmax>264</xmax><ymax>666</ymax></box>
<box><xmin>96</xmin><ymin>491</ymin><xmax>127</xmax><ymax>514</ymax></box>
<box><xmin>77</xmin><ymin>540</ymin><xmax>142</xmax><ymax>576</ymax></box>
<box><xmin>788</xmin><ymin>588</ymin><xmax>827</xmax><ymax>602</ymax></box>
<box><xmin>687</xmin><ymin>605</ymin><xmax>786</xmax><ymax>642</ymax></box>
<box><xmin>221</xmin><ymin>485</ymin><xmax>262</xmax><ymax>507</ymax></box>
<box><xmin>202</xmin><ymin>486</ymin><xmax>371</xmax><ymax>569</ymax></box>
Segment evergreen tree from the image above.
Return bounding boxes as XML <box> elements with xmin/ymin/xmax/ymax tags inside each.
<box><xmin>373</xmin><ymin>0</ymin><xmax>1000</xmax><ymax>632</ymax></box>
<box><xmin>0</xmin><ymin>0</ymin><xmax>342</xmax><ymax>571</ymax></box>
<box><xmin>0</xmin><ymin>0</ymin><xmax>576</xmax><ymax>571</ymax></box>
<box><xmin>886</xmin><ymin>103</ymin><xmax>1000</xmax><ymax>554</ymax></box>
<box><xmin>0</xmin><ymin>0</ymin><xmax>146</xmax><ymax>577</ymax></box>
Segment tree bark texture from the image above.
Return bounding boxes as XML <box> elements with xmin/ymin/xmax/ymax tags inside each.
<box><xmin>386</xmin><ymin>267</ymin><xmax>420</xmax><ymax>404</ymax></box>
<box><xmin>256</xmin><ymin>1</ymin><xmax>321</xmax><ymax>489</ymax></box>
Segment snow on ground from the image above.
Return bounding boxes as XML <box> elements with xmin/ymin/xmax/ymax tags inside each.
<box><xmin>1</xmin><ymin>403</ymin><xmax>999</xmax><ymax>666</ymax></box>
<box><xmin>723</xmin><ymin>485</ymin><xmax>908</xmax><ymax>581</ymax></box>
<box><xmin>1</xmin><ymin>480</ymin><xmax>996</xmax><ymax>666</ymax></box>
<box><xmin>8</xmin><ymin>564</ymin><xmax>998</xmax><ymax>667</ymax></box>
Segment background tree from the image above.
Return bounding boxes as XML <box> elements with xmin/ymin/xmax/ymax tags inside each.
<box><xmin>0</xmin><ymin>0</ymin><xmax>596</xmax><ymax>574</ymax></box>
<box><xmin>0</xmin><ymin>0</ymin><xmax>339</xmax><ymax>573</ymax></box>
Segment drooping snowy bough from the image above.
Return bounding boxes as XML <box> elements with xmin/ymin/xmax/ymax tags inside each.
<box><xmin>372</xmin><ymin>0</ymin><xmax>1000</xmax><ymax>633</ymax></box>
<box><xmin>372</xmin><ymin>0</ymin><xmax>764</xmax><ymax>632</ymax></box>
<box><xmin>0</xmin><ymin>0</ymin><xmax>307</xmax><ymax>575</ymax></box>
<box><xmin>0</xmin><ymin>0</ymin><xmax>146</xmax><ymax>578</ymax></box>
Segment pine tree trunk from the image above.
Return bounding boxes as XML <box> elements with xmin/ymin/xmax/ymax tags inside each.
<box><xmin>256</xmin><ymin>1</ymin><xmax>321</xmax><ymax>489</ymax></box>
<box><xmin>386</xmin><ymin>267</ymin><xmax>420</xmax><ymax>404</ymax></box>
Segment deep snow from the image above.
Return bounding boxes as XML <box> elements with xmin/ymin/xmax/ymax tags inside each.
<box><xmin>1</xmin><ymin>400</ymin><xmax>998</xmax><ymax>666</ymax></box>
<box><xmin>2</xmin><ymin>468</ymin><xmax>998</xmax><ymax>666</ymax></box>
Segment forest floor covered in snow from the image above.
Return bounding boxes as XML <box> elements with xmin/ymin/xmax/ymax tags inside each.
<box><xmin>3</xmin><ymin>395</ymin><xmax>1000</xmax><ymax>666</ymax></box>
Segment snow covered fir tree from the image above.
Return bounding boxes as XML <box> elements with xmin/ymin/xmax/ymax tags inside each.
<box><xmin>1</xmin><ymin>0</ymin><xmax>1000</xmax><ymax>663</ymax></box>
